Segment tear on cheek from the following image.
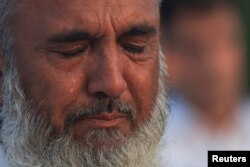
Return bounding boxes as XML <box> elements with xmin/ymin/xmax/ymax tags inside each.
<box><xmin>70</xmin><ymin>88</ymin><xmax>74</xmax><ymax>93</ymax></box>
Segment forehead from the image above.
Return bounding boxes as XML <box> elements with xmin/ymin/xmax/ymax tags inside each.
<box><xmin>13</xmin><ymin>0</ymin><xmax>159</xmax><ymax>36</ymax></box>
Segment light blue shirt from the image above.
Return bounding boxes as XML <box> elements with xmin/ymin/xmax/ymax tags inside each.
<box><xmin>160</xmin><ymin>94</ymin><xmax>250</xmax><ymax>167</ymax></box>
<box><xmin>0</xmin><ymin>146</ymin><xmax>10</xmax><ymax>167</ymax></box>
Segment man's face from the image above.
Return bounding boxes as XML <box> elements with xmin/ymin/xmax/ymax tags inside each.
<box><xmin>9</xmin><ymin>0</ymin><xmax>160</xmax><ymax>142</ymax></box>
<box><xmin>164</xmin><ymin>6</ymin><xmax>245</xmax><ymax>106</ymax></box>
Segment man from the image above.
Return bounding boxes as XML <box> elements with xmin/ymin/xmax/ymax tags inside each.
<box><xmin>160</xmin><ymin>0</ymin><xmax>250</xmax><ymax>166</ymax></box>
<box><xmin>0</xmin><ymin>0</ymin><xmax>167</xmax><ymax>167</ymax></box>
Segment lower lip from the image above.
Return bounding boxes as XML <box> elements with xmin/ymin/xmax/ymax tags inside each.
<box><xmin>82</xmin><ymin>117</ymin><xmax>127</xmax><ymax>128</ymax></box>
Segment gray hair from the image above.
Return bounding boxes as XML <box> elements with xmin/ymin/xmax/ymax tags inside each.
<box><xmin>0</xmin><ymin>1</ymin><xmax>167</xmax><ymax>167</ymax></box>
<box><xmin>0</xmin><ymin>0</ymin><xmax>18</xmax><ymax>70</ymax></box>
<box><xmin>0</xmin><ymin>48</ymin><xmax>167</xmax><ymax>167</ymax></box>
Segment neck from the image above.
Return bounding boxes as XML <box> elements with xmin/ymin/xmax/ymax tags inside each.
<box><xmin>191</xmin><ymin>99</ymin><xmax>240</xmax><ymax>135</ymax></box>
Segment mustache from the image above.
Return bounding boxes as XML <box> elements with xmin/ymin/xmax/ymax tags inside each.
<box><xmin>64</xmin><ymin>99</ymin><xmax>136</xmax><ymax>132</ymax></box>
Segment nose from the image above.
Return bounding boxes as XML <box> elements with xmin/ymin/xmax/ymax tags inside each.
<box><xmin>87</xmin><ymin>47</ymin><xmax>127</xmax><ymax>99</ymax></box>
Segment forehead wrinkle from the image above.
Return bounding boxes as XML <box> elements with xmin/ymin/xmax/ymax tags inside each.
<box><xmin>11</xmin><ymin>0</ymin><xmax>159</xmax><ymax>47</ymax></box>
<box><xmin>20</xmin><ymin>0</ymin><xmax>100</xmax><ymax>22</ymax></box>
<box><xmin>107</xmin><ymin>3</ymin><xmax>158</xmax><ymax>35</ymax></box>
<box><xmin>80</xmin><ymin>1</ymin><xmax>158</xmax><ymax>39</ymax></box>
<box><xmin>14</xmin><ymin>1</ymin><xmax>103</xmax><ymax>36</ymax></box>
<box><xmin>107</xmin><ymin>1</ymin><xmax>159</xmax><ymax>16</ymax></box>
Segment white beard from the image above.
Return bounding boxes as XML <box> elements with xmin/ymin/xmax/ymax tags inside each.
<box><xmin>0</xmin><ymin>51</ymin><xmax>167</xmax><ymax>167</ymax></box>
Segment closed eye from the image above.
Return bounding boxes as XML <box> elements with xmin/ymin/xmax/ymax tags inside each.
<box><xmin>51</xmin><ymin>45</ymin><xmax>90</xmax><ymax>58</ymax></box>
<box><xmin>57</xmin><ymin>48</ymin><xmax>87</xmax><ymax>58</ymax></box>
<box><xmin>122</xmin><ymin>44</ymin><xmax>145</xmax><ymax>54</ymax></box>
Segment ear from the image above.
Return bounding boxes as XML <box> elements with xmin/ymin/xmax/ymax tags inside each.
<box><xmin>0</xmin><ymin>47</ymin><xmax>4</xmax><ymax>106</ymax></box>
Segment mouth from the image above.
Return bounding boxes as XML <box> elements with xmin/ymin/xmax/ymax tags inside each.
<box><xmin>79</xmin><ymin>112</ymin><xmax>129</xmax><ymax>128</ymax></box>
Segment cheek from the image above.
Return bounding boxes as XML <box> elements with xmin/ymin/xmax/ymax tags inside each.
<box><xmin>17</xmin><ymin>56</ymin><xmax>85</xmax><ymax>129</ymax></box>
<box><xmin>46</xmin><ymin>71</ymin><xmax>85</xmax><ymax>129</ymax></box>
<box><xmin>125</xmin><ymin>60</ymin><xmax>159</xmax><ymax>125</ymax></box>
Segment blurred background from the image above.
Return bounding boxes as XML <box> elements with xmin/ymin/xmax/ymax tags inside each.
<box><xmin>242</xmin><ymin>0</ymin><xmax>250</xmax><ymax>91</ymax></box>
<box><xmin>160</xmin><ymin>0</ymin><xmax>250</xmax><ymax>167</ymax></box>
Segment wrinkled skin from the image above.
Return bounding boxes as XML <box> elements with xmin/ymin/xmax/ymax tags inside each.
<box><xmin>1</xmin><ymin>0</ymin><xmax>160</xmax><ymax>143</ymax></box>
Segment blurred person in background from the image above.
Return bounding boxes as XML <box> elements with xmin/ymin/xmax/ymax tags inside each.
<box><xmin>160</xmin><ymin>0</ymin><xmax>250</xmax><ymax>166</ymax></box>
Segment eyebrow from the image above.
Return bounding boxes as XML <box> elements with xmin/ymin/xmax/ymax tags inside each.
<box><xmin>120</xmin><ymin>24</ymin><xmax>157</xmax><ymax>37</ymax></box>
<box><xmin>48</xmin><ymin>30</ymin><xmax>93</xmax><ymax>43</ymax></box>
